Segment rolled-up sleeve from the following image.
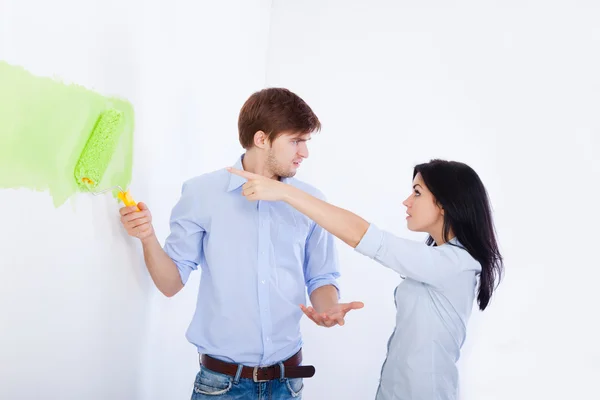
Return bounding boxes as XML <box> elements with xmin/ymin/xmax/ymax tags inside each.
<box><xmin>303</xmin><ymin>219</ymin><xmax>341</xmax><ymax>298</ymax></box>
<box><xmin>163</xmin><ymin>180</ymin><xmax>205</xmax><ymax>285</ymax></box>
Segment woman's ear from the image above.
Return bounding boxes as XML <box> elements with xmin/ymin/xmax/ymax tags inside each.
<box><xmin>436</xmin><ymin>200</ymin><xmax>444</xmax><ymax>215</ymax></box>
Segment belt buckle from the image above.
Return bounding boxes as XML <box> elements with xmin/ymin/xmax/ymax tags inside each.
<box><xmin>253</xmin><ymin>366</ymin><xmax>269</xmax><ymax>383</ymax></box>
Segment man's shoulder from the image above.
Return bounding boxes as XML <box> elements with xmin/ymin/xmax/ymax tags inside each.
<box><xmin>286</xmin><ymin>176</ymin><xmax>327</xmax><ymax>200</ymax></box>
<box><xmin>181</xmin><ymin>167</ymin><xmax>230</xmax><ymax>195</ymax></box>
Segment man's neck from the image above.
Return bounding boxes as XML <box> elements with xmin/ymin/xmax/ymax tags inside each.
<box><xmin>241</xmin><ymin>150</ymin><xmax>277</xmax><ymax>180</ymax></box>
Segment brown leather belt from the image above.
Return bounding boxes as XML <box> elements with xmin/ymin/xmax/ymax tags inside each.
<box><xmin>200</xmin><ymin>349</ymin><xmax>315</xmax><ymax>382</ymax></box>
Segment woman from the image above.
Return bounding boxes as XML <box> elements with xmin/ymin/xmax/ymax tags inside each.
<box><xmin>227</xmin><ymin>159</ymin><xmax>503</xmax><ymax>400</ymax></box>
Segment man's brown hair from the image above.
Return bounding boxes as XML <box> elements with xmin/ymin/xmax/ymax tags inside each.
<box><xmin>238</xmin><ymin>88</ymin><xmax>321</xmax><ymax>149</ymax></box>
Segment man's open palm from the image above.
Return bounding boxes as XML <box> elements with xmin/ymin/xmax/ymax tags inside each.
<box><xmin>300</xmin><ymin>301</ymin><xmax>364</xmax><ymax>328</ymax></box>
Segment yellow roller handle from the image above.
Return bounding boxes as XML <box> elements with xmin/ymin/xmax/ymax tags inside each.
<box><xmin>118</xmin><ymin>190</ymin><xmax>139</xmax><ymax>210</ymax></box>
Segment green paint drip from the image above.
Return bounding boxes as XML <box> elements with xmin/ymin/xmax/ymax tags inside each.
<box><xmin>0</xmin><ymin>61</ymin><xmax>135</xmax><ymax>207</ymax></box>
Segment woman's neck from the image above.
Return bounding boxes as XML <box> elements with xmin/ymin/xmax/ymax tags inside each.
<box><xmin>431</xmin><ymin>230</ymin><xmax>455</xmax><ymax>246</ymax></box>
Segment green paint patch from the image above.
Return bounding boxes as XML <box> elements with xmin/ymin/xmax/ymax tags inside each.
<box><xmin>0</xmin><ymin>61</ymin><xmax>135</xmax><ymax>207</ymax></box>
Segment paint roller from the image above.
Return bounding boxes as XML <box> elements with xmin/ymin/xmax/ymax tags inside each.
<box><xmin>74</xmin><ymin>108</ymin><xmax>138</xmax><ymax>209</ymax></box>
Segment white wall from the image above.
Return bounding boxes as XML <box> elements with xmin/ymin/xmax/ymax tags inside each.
<box><xmin>0</xmin><ymin>1</ymin><xmax>149</xmax><ymax>399</ymax></box>
<box><xmin>0</xmin><ymin>0</ymin><xmax>273</xmax><ymax>399</ymax></box>
<box><xmin>266</xmin><ymin>1</ymin><xmax>600</xmax><ymax>399</ymax></box>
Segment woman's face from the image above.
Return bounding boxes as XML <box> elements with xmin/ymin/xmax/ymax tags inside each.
<box><xmin>402</xmin><ymin>173</ymin><xmax>444</xmax><ymax>235</ymax></box>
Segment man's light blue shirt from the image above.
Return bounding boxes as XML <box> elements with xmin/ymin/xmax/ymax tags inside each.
<box><xmin>163</xmin><ymin>155</ymin><xmax>341</xmax><ymax>367</ymax></box>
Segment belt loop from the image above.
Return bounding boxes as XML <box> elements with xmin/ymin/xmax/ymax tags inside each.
<box><xmin>278</xmin><ymin>361</ymin><xmax>285</xmax><ymax>382</ymax></box>
<box><xmin>233</xmin><ymin>364</ymin><xmax>243</xmax><ymax>385</ymax></box>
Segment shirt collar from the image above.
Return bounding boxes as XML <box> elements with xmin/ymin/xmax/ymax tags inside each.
<box><xmin>226</xmin><ymin>155</ymin><xmax>247</xmax><ymax>192</ymax></box>
<box><xmin>226</xmin><ymin>154</ymin><xmax>292</xmax><ymax>192</ymax></box>
<box><xmin>433</xmin><ymin>236</ymin><xmax>461</xmax><ymax>247</ymax></box>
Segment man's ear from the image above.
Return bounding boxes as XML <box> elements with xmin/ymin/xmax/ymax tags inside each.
<box><xmin>254</xmin><ymin>130</ymin><xmax>268</xmax><ymax>149</ymax></box>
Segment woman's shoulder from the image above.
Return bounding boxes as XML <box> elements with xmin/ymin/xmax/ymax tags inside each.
<box><xmin>443</xmin><ymin>238</ymin><xmax>482</xmax><ymax>273</ymax></box>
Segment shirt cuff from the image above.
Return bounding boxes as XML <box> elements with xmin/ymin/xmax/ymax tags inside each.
<box><xmin>306</xmin><ymin>276</ymin><xmax>341</xmax><ymax>299</ymax></box>
<box><xmin>163</xmin><ymin>244</ymin><xmax>194</xmax><ymax>285</ymax></box>
<box><xmin>354</xmin><ymin>223</ymin><xmax>383</xmax><ymax>258</ymax></box>
<box><xmin>175</xmin><ymin>264</ymin><xmax>192</xmax><ymax>285</ymax></box>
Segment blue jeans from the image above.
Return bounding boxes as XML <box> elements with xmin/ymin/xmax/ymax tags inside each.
<box><xmin>191</xmin><ymin>364</ymin><xmax>304</xmax><ymax>399</ymax></box>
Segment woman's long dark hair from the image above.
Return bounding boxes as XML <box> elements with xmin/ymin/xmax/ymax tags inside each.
<box><xmin>414</xmin><ymin>159</ymin><xmax>503</xmax><ymax>311</ymax></box>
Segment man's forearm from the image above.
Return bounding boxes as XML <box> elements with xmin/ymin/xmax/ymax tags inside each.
<box><xmin>309</xmin><ymin>285</ymin><xmax>339</xmax><ymax>313</ymax></box>
<box><xmin>141</xmin><ymin>235</ymin><xmax>184</xmax><ymax>297</ymax></box>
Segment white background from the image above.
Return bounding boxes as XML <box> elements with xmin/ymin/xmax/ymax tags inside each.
<box><xmin>1</xmin><ymin>1</ymin><xmax>598</xmax><ymax>399</ymax></box>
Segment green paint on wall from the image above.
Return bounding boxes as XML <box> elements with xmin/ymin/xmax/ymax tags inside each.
<box><xmin>0</xmin><ymin>61</ymin><xmax>135</xmax><ymax>207</ymax></box>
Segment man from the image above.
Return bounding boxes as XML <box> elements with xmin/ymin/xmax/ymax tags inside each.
<box><xmin>119</xmin><ymin>88</ymin><xmax>363</xmax><ymax>399</ymax></box>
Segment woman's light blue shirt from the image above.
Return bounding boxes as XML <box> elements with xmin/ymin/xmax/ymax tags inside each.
<box><xmin>355</xmin><ymin>223</ymin><xmax>481</xmax><ymax>400</ymax></box>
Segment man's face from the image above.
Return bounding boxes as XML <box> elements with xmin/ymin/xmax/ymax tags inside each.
<box><xmin>266</xmin><ymin>132</ymin><xmax>311</xmax><ymax>178</ymax></box>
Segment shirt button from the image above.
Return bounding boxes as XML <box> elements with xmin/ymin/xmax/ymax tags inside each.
<box><xmin>261</xmin><ymin>280</ymin><xmax>265</xmax><ymax>284</ymax></box>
